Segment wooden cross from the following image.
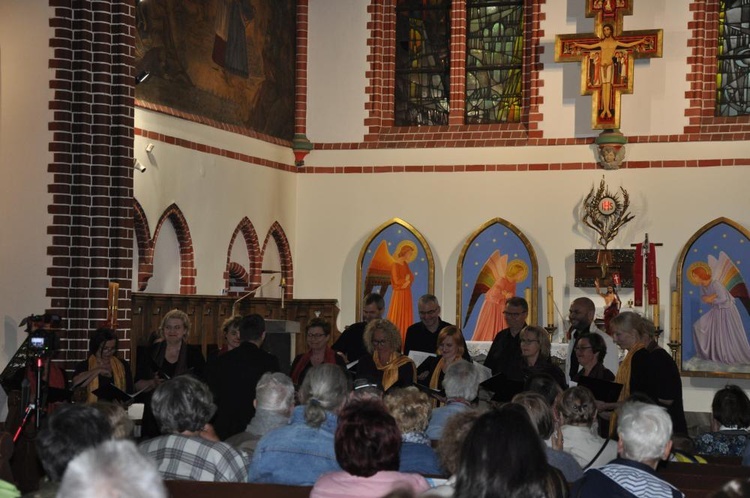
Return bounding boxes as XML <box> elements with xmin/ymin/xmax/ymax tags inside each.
<box><xmin>554</xmin><ymin>0</ymin><xmax>663</xmax><ymax>130</ymax></box>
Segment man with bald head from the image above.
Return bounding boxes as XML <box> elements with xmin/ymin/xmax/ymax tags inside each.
<box><xmin>566</xmin><ymin>297</ymin><xmax>619</xmax><ymax>383</ymax></box>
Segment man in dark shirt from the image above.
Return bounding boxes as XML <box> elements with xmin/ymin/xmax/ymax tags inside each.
<box><xmin>483</xmin><ymin>296</ymin><xmax>528</xmax><ymax>380</ymax></box>
<box><xmin>403</xmin><ymin>294</ymin><xmax>452</xmax><ymax>355</ymax></box>
<box><xmin>332</xmin><ymin>293</ymin><xmax>384</xmax><ymax>363</ymax></box>
<box><xmin>205</xmin><ymin>314</ymin><xmax>280</xmax><ymax>440</ymax></box>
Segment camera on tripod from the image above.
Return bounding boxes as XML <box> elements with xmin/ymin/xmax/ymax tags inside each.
<box><xmin>20</xmin><ymin>314</ymin><xmax>61</xmax><ymax>358</ymax></box>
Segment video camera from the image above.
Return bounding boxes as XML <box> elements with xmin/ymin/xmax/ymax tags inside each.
<box><xmin>19</xmin><ymin>314</ymin><xmax>62</xmax><ymax>358</ymax></box>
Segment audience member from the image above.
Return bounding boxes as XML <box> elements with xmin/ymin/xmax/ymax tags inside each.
<box><xmin>57</xmin><ymin>440</ymin><xmax>166</xmax><ymax>498</ymax></box>
<box><xmin>453</xmin><ymin>404</ymin><xmax>568</xmax><ymax>498</ymax></box>
<box><xmin>565</xmin><ymin>297</ymin><xmax>619</xmax><ymax>382</ymax></box>
<box><xmin>30</xmin><ymin>403</ymin><xmax>112</xmax><ymax>498</ymax></box>
<box><xmin>483</xmin><ymin>296</ymin><xmax>528</xmax><ymax>378</ymax></box>
<box><xmin>72</xmin><ymin>328</ymin><xmax>133</xmax><ymax>403</ymax></box>
<box><xmin>249</xmin><ymin>364</ymin><xmax>348</xmax><ymax>485</ymax></box>
<box><xmin>417</xmin><ymin>326</ymin><xmax>470</xmax><ymax>397</ymax></box>
<box><xmin>404</xmin><ymin>295</ymin><xmax>452</xmax><ymax>355</ymax></box>
<box><xmin>426</xmin><ymin>360</ymin><xmax>479</xmax><ymax>440</ymax></box>
<box><xmin>526</xmin><ymin>372</ymin><xmax>564</xmax><ymax>407</ymax></box>
<box><xmin>334</xmin><ymin>293</ymin><xmax>385</xmax><ymax>363</ymax></box>
<box><xmin>90</xmin><ymin>402</ymin><xmax>135</xmax><ymax>439</ymax></box>
<box><xmin>310</xmin><ymin>398</ymin><xmax>430</xmax><ymax>498</ymax></box>
<box><xmin>571</xmin><ymin>332</ymin><xmax>615</xmax><ymax>382</ymax></box>
<box><xmin>557</xmin><ymin>386</ymin><xmax>617</xmax><ymax>469</ymax></box>
<box><xmin>204</xmin><ymin>313</ymin><xmax>280</xmax><ymax>440</ymax></box>
<box><xmin>571</xmin><ymin>401</ymin><xmax>683</xmax><ymax>498</ymax></box>
<box><xmin>696</xmin><ymin>385</ymin><xmax>750</xmax><ymax>457</ymax></box>
<box><xmin>350</xmin><ymin>378</ymin><xmax>385</xmax><ymax>401</ymax></box>
<box><xmin>291</xmin><ymin>317</ymin><xmax>347</xmax><ymax>387</ymax></box>
<box><xmin>520</xmin><ymin>326</ymin><xmax>567</xmax><ymax>390</ymax></box>
<box><xmin>709</xmin><ymin>478</ymin><xmax>750</xmax><ymax>498</ymax></box>
<box><xmin>224</xmin><ymin>372</ymin><xmax>295</xmax><ymax>456</ymax></box>
<box><xmin>138</xmin><ymin>375</ymin><xmax>247</xmax><ymax>482</ymax></box>
<box><xmin>384</xmin><ymin>387</ymin><xmax>443</xmax><ymax>475</ymax></box>
<box><xmin>513</xmin><ymin>391</ymin><xmax>583</xmax><ymax>483</ymax></box>
<box><xmin>356</xmin><ymin>319</ymin><xmax>416</xmax><ymax>392</ymax></box>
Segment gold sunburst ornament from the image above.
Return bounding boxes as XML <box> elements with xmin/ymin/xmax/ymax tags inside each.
<box><xmin>582</xmin><ymin>177</ymin><xmax>635</xmax><ymax>249</ymax></box>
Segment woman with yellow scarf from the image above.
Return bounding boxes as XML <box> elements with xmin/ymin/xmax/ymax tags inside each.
<box><xmin>417</xmin><ymin>326</ymin><xmax>468</xmax><ymax>403</ymax></box>
<box><xmin>356</xmin><ymin>319</ymin><xmax>416</xmax><ymax>392</ymax></box>
<box><xmin>72</xmin><ymin>328</ymin><xmax>132</xmax><ymax>403</ymax></box>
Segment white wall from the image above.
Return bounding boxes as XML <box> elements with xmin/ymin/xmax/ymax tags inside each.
<box><xmin>0</xmin><ymin>2</ymin><xmax>53</xmax><ymax>368</ymax></box>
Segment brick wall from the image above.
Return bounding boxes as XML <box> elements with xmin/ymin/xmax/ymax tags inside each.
<box><xmin>47</xmin><ymin>0</ymin><xmax>136</xmax><ymax>366</ymax></box>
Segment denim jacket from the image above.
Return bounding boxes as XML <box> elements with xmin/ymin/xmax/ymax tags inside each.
<box><xmin>248</xmin><ymin>405</ymin><xmax>340</xmax><ymax>485</ymax></box>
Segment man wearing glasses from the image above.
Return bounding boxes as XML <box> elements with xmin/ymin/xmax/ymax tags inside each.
<box><xmin>483</xmin><ymin>297</ymin><xmax>528</xmax><ymax>380</ymax></box>
<box><xmin>403</xmin><ymin>294</ymin><xmax>453</xmax><ymax>355</ymax></box>
<box><xmin>565</xmin><ymin>297</ymin><xmax>619</xmax><ymax>385</ymax></box>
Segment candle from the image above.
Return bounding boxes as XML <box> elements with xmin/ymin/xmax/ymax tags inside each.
<box><xmin>652</xmin><ymin>277</ymin><xmax>660</xmax><ymax>327</ymax></box>
<box><xmin>524</xmin><ymin>287</ymin><xmax>532</xmax><ymax>320</ymax></box>
<box><xmin>670</xmin><ymin>290</ymin><xmax>679</xmax><ymax>342</ymax></box>
<box><xmin>546</xmin><ymin>276</ymin><xmax>554</xmax><ymax>325</ymax></box>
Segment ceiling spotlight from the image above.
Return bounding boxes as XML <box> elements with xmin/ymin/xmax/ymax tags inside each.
<box><xmin>135</xmin><ymin>71</ymin><xmax>151</xmax><ymax>85</ymax></box>
<box><xmin>133</xmin><ymin>159</ymin><xmax>146</xmax><ymax>173</ymax></box>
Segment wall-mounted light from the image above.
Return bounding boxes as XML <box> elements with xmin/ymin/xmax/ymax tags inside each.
<box><xmin>133</xmin><ymin>159</ymin><xmax>146</xmax><ymax>173</ymax></box>
<box><xmin>145</xmin><ymin>143</ymin><xmax>155</xmax><ymax>153</ymax></box>
<box><xmin>135</xmin><ymin>71</ymin><xmax>151</xmax><ymax>85</ymax></box>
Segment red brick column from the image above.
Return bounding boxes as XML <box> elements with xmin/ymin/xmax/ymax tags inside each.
<box><xmin>47</xmin><ymin>0</ymin><xmax>136</xmax><ymax>364</ymax></box>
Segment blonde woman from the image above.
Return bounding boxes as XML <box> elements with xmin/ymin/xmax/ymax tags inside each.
<box><xmin>357</xmin><ymin>319</ymin><xmax>416</xmax><ymax>392</ymax></box>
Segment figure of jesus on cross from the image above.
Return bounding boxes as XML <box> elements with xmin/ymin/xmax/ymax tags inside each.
<box><xmin>555</xmin><ymin>0</ymin><xmax>662</xmax><ymax>130</ymax></box>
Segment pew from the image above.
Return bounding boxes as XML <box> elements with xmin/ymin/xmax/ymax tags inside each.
<box><xmin>657</xmin><ymin>461</ymin><xmax>750</xmax><ymax>498</ymax></box>
<box><xmin>164</xmin><ymin>480</ymin><xmax>312</xmax><ymax>498</ymax></box>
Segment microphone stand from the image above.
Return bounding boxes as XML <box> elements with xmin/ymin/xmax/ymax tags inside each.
<box><xmin>232</xmin><ymin>276</ymin><xmax>276</xmax><ymax>316</ymax></box>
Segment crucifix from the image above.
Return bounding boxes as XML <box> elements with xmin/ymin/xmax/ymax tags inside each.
<box><xmin>554</xmin><ymin>0</ymin><xmax>663</xmax><ymax>130</ymax></box>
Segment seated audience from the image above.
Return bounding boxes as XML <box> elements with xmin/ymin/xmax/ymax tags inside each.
<box><xmin>452</xmin><ymin>404</ymin><xmax>567</xmax><ymax>498</ymax></box>
<box><xmin>426</xmin><ymin>360</ymin><xmax>480</xmax><ymax>440</ymax></box>
<box><xmin>72</xmin><ymin>328</ymin><xmax>133</xmax><ymax>403</ymax></box>
<box><xmin>417</xmin><ymin>326</ymin><xmax>470</xmax><ymax>396</ymax></box>
<box><xmin>291</xmin><ymin>317</ymin><xmax>347</xmax><ymax>387</ymax></box>
<box><xmin>425</xmin><ymin>409</ymin><xmax>486</xmax><ymax>497</ymax></box>
<box><xmin>513</xmin><ymin>391</ymin><xmax>584</xmax><ymax>483</ymax></box>
<box><xmin>90</xmin><ymin>402</ymin><xmax>134</xmax><ymax>439</ymax></box>
<box><xmin>520</xmin><ymin>326</ymin><xmax>567</xmax><ymax>390</ymax></box>
<box><xmin>356</xmin><ymin>319</ymin><xmax>416</xmax><ymax>392</ymax></box>
<box><xmin>571</xmin><ymin>332</ymin><xmax>615</xmax><ymax>382</ymax></box>
<box><xmin>571</xmin><ymin>401</ymin><xmax>683</xmax><ymax>498</ymax></box>
<box><xmin>32</xmin><ymin>404</ymin><xmax>113</xmax><ymax>498</ymax></box>
<box><xmin>526</xmin><ymin>372</ymin><xmax>564</xmax><ymax>407</ymax></box>
<box><xmin>696</xmin><ymin>385</ymin><xmax>750</xmax><ymax>457</ymax></box>
<box><xmin>224</xmin><ymin>372</ymin><xmax>295</xmax><ymax>456</ymax></box>
<box><xmin>311</xmin><ymin>398</ymin><xmax>430</xmax><ymax>498</ymax></box>
<box><xmin>138</xmin><ymin>376</ymin><xmax>247</xmax><ymax>482</ymax></box>
<box><xmin>57</xmin><ymin>440</ymin><xmax>166</xmax><ymax>498</ymax></box>
<box><xmin>384</xmin><ymin>387</ymin><xmax>443</xmax><ymax>475</ymax></box>
<box><xmin>249</xmin><ymin>364</ymin><xmax>348</xmax><ymax>485</ymax></box>
<box><xmin>557</xmin><ymin>386</ymin><xmax>617</xmax><ymax>469</ymax></box>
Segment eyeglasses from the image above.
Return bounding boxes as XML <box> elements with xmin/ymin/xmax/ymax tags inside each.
<box><xmin>372</xmin><ymin>339</ymin><xmax>388</xmax><ymax>346</ymax></box>
<box><xmin>574</xmin><ymin>346</ymin><xmax>593</xmax><ymax>351</ymax></box>
<box><xmin>101</xmin><ymin>346</ymin><xmax>116</xmax><ymax>353</ymax></box>
<box><xmin>418</xmin><ymin>308</ymin><xmax>439</xmax><ymax>317</ymax></box>
<box><xmin>503</xmin><ymin>311</ymin><xmax>525</xmax><ymax>317</ymax></box>
<box><xmin>307</xmin><ymin>333</ymin><xmax>326</xmax><ymax>339</ymax></box>
<box><xmin>520</xmin><ymin>339</ymin><xmax>539</xmax><ymax>345</ymax></box>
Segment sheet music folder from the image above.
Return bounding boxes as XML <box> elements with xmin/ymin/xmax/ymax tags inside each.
<box><xmin>479</xmin><ymin>373</ymin><xmax>524</xmax><ymax>402</ymax></box>
<box><xmin>576</xmin><ymin>376</ymin><xmax>623</xmax><ymax>403</ymax></box>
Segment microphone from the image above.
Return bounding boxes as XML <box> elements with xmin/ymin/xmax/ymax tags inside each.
<box><xmin>232</xmin><ymin>276</ymin><xmax>276</xmax><ymax>315</ymax></box>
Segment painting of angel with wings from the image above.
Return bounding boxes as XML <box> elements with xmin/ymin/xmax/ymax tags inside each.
<box><xmin>688</xmin><ymin>252</ymin><xmax>750</xmax><ymax>364</ymax></box>
<box><xmin>465</xmin><ymin>251</ymin><xmax>529</xmax><ymax>341</ymax></box>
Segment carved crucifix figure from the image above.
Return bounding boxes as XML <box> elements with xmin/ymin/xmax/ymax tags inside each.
<box><xmin>554</xmin><ymin>0</ymin><xmax>663</xmax><ymax>130</ymax></box>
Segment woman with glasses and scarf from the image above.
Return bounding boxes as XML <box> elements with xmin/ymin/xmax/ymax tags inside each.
<box><xmin>72</xmin><ymin>328</ymin><xmax>133</xmax><ymax>403</ymax></box>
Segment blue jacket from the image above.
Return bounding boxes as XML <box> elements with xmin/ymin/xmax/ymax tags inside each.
<box><xmin>248</xmin><ymin>406</ymin><xmax>340</xmax><ymax>485</ymax></box>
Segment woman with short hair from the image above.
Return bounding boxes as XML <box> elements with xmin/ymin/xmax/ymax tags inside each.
<box><xmin>416</xmin><ymin>326</ymin><xmax>470</xmax><ymax>396</ymax></box>
<box><xmin>520</xmin><ymin>326</ymin><xmax>567</xmax><ymax>390</ymax></box>
<box><xmin>571</xmin><ymin>332</ymin><xmax>615</xmax><ymax>382</ymax></box>
<box><xmin>695</xmin><ymin>385</ymin><xmax>750</xmax><ymax>457</ymax></box>
<box><xmin>72</xmin><ymin>328</ymin><xmax>133</xmax><ymax>403</ymax></box>
<box><xmin>291</xmin><ymin>317</ymin><xmax>347</xmax><ymax>387</ymax></box>
<box><xmin>356</xmin><ymin>319</ymin><xmax>416</xmax><ymax>392</ymax></box>
<box><xmin>311</xmin><ymin>398</ymin><xmax>430</xmax><ymax>498</ymax></box>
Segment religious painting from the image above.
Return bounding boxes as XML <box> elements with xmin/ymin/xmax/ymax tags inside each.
<box><xmin>677</xmin><ymin>218</ymin><xmax>750</xmax><ymax>378</ymax></box>
<box><xmin>135</xmin><ymin>0</ymin><xmax>295</xmax><ymax>140</ymax></box>
<box><xmin>358</xmin><ymin>219</ymin><xmax>434</xmax><ymax>342</ymax></box>
<box><xmin>457</xmin><ymin>218</ymin><xmax>538</xmax><ymax>343</ymax></box>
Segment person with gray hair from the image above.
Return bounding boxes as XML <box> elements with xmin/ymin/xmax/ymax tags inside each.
<box><xmin>138</xmin><ymin>376</ymin><xmax>247</xmax><ymax>482</ymax></box>
<box><xmin>58</xmin><ymin>440</ymin><xmax>166</xmax><ymax>498</ymax></box>
<box><xmin>426</xmin><ymin>360</ymin><xmax>480</xmax><ymax>440</ymax></box>
<box><xmin>404</xmin><ymin>294</ymin><xmax>453</xmax><ymax>355</ymax></box>
<box><xmin>249</xmin><ymin>364</ymin><xmax>349</xmax><ymax>485</ymax></box>
<box><xmin>224</xmin><ymin>372</ymin><xmax>295</xmax><ymax>456</ymax></box>
<box><xmin>571</xmin><ymin>401</ymin><xmax>683</xmax><ymax>498</ymax></box>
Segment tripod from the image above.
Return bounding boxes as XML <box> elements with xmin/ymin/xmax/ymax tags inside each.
<box><xmin>13</xmin><ymin>356</ymin><xmax>46</xmax><ymax>444</ymax></box>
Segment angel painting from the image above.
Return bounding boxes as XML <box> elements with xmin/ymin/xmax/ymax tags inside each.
<box><xmin>687</xmin><ymin>252</ymin><xmax>750</xmax><ymax>365</ymax></box>
<box><xmin>465</xmin><ymin>250</ymin><xmax>529</xmax><ymax>342</ymax></box>
<box><xmin>366</xmin><ymin>239</ymin><xmax>418</xmax><ymax>342</ymax></box>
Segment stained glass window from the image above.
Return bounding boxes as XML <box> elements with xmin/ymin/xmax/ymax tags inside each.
<box><xmin>717</xmin><ymin>0</ymin><xmax>750</xmax><ymax>117</ymax></box>
<box><xmin>395</xmin><ymin>0</ymin><xmax>451</xmax><ymax>126</ymax></box>
<box><xmin>466</xmin><ymin>0</ymin><xmax>523</xmax><ymax>123</ymax></box>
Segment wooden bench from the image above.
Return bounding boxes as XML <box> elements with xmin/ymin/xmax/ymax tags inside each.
<box><xmin>164</xmin><ymin>480</ymin><xmax>312</xmax><ymax>498</ymax></box>
<box><xmin>657</xmin><ymin>461</ymin><xmax>750</xmax><ymax>498</ymax></box>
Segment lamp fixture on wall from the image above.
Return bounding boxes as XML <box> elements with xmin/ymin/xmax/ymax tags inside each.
<box><xmin>145</xmin><ymin>143</ymin><xmax>155</xmax><ymax>153</ymax></box>
<box><xmin>133</xmin><ymin>159</ymin><xmax>146</xmax><ymax>173</ymax></box>
<box><xmin>135</xmin><ymin>71</ymin><xmax>151</xmax><ymax>85</ymax></box>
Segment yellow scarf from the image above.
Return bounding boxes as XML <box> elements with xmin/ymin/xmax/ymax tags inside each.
<box><xmin>374</xmin><ymin>352</ymin><xmax>415</xmax><ymax>391</ymax></box>
<box><xmin>429</xmin><ymin>357</ymin><xmax>445</xmax><ymax>391</ymax></box>
<box><xmin>86</xmin><ymin>355</ymin><xmax>127</xmax><ymax>403</ymax></box>
<box><xmin>609</xmin><ymin>342</ymin><xmax>645</xmax><ymax>435</ymax></box>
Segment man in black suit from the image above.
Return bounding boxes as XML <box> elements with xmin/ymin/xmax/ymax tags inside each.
<box><xmin>333</xmin><ymin>293</ymin><xmax>384</xmax><ymax>363</ymax></box>
<box><xmin>205</xmin><ymin>314</ymin><xmax>280</xmax><ymax>440</ymax></box>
